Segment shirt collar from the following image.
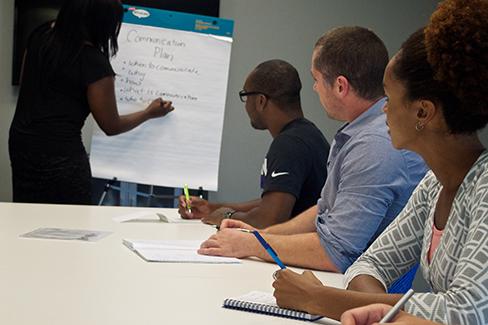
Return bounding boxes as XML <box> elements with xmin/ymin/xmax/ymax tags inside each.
<box><xmin>279</xmin><ymin>117</ymin><xmax>305</xmax><ymax>134</ymax></box>
<box><xmin>336</xmin><ymin>97</ymin><xmax>387</xmax><ymax>138</ymax></box>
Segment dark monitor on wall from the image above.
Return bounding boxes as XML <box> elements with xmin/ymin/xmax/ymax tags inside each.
<box><xmin>12</xmin><ymin>0</ymin><xmax>220</xmax><ymax>85</ymax></box>
<box><xmin>123</xmin><ymin>0</ymin><xmax>220</xmax><ymax>17</ymax></box>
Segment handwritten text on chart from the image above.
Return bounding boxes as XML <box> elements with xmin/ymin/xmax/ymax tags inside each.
<box><xmin>117</xmin><ymin>89</ymin><xmax>199</xmax><ymax>104</ymax></box>
<box><xmin>115</xmin><ymin>58</ymin><xmax>201</xmax><ymax>103</ymax></box>
<box><xmin>126</xmin><ymin>29</ymin><xmax>187</xmax><ymax>61</ymax></box>
<box><xmin>124</xmin><ymin>60</ymin><xmax>200</xmax><ymax>75</ymax></box>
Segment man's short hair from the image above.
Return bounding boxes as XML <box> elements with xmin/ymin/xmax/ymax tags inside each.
<box><xmin>314</xmin><ymin>26</ymin><xmax>388</xmax><ymax>101</ymax></box>
<box><xmin>248</xmin><ymin>59</ymin><xmax>302</xmax><ymax>107</ymax></box>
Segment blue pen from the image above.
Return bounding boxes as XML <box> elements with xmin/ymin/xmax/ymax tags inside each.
<box><xmin>239</xmin><ymin>229</ymin><xmax>286</xmax><ymax>269</ymax></box>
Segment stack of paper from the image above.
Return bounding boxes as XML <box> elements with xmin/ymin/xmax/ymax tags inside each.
<box><xmin>123</xmin><ymin>239</ymin><xmax>241</xmax><ymax>264</ymax></box>
<box><xmin>21</xmin><ymin>228</ymin><xmax>111</xmax><ymax>242</ymax></box>
<box><xmin>113</xmin><ymin>208</ymin><xmax>201</xmax><ymax>224</ymax></box>
<box><xmin>156</xmin><ymin>209</ymin><xmax>201</xmax><ymax>223</ymax></box>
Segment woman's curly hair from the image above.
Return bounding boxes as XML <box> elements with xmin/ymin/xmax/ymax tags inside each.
<box><xmin>425</xmin><ymin>0</ymin><xmax>488</xmax><ymax>132</ymax></box>
<box><xmin>394</xmin><ymin>0</ymin><xmax>487</xmax><ymax>134</ymax></box>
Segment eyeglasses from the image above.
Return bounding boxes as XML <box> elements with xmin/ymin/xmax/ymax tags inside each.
<box><xmin>238</xmin><ymin>90</ymin><xmax>269</xmax><ymax>103</ymax></box>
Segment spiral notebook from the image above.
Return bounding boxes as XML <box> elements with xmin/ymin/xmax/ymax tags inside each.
<box><xmin>223</xmin><ymin>291</ymin><xmax>325</xmax><ymax>322</ymax></box>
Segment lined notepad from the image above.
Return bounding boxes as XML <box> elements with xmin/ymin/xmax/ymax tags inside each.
<box><xmin>123</xmin><ymin>239</ymin><xmax>241</xmax><ymax>264</ymax></box>
<box><xmin>223</xmin><ymin>291</ymin><xmax>328</xmax><ymax>322</ymax></box>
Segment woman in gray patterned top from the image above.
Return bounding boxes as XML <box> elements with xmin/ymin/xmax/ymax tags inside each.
<box><xmin>271</xmin><ymin>0</ymin><xmax>488</xmax><ymax>324</ymax></box>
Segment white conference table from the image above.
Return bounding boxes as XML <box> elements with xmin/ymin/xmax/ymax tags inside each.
<box><xmin>0</xmin><ymin>202</ymin><xmax>344</xmax><ymax>325</ymax></box>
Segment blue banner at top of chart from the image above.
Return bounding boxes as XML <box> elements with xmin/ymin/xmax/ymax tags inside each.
<box><xmin>123</xmin><ymin>5</ymin><xmax>234</xmax><ymax>38</ymax></box>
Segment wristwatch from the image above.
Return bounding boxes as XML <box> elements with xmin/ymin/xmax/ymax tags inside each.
<box><xmin>223</xmin><ymin>209</ymin><xmax>237</xmax><ymax>219</ymax></box>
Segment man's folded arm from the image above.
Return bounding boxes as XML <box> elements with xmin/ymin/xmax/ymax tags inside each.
<box><xmin>228</xmin><ymin>191</ymin><xmax>296</xmax><ymax>228</ymax></box>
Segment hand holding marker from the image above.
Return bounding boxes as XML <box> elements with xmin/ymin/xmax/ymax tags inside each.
<box><xmin>183</xmin><ymin>184</ymin><xmax>192</xmax><ymax>213</ymax></box>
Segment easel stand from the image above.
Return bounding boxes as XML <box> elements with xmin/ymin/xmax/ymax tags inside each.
<box><xmin>98</xmin><ymin>177</ymin><xmax>117</xmax><ymax>206</ymax></box>
<box><xmin>97</xmin><ymin>178</ymin><xmax>206</xmax><ymax>207</ymax></box>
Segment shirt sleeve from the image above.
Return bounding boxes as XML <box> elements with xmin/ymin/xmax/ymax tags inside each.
<box><xmin>316</xmin><ymin>134</ymin><xmax>420</xmax><ymax>272</ymax></box>
<box><xmin>80</xmin><ymin>47</ymin><xmax>115</xmax><ymax>86</ymax></box>
<box><xmin>403</xmin><ymin>174</ymin><xmax>488</xmax><ymax>325</ymax></box>
<box><xmin>262</xmin><ymin>134</ymin><xmax>311</xmax><ymax>198</ymax></box>
<box><xmin>343</xmin><ymin>172</ymin><xmax>432</xmax><ymax>289</ymax></box>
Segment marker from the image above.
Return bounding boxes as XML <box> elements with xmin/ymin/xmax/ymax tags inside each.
<box><xmin>183</xmin><ymin>184</ymin><xmax>192</xmax><ymax>214</ymax></box>
<box><xmin>379</xmin><ymin>289</ymin><xmax>415</xmax><ymax>323</ymax></box>
<box><xmin>238</xmin><ymin>229</ymin><xmax>286</xmax><ymax>269</ymax></box>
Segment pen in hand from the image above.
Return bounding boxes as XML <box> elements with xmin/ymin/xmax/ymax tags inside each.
<box><xmin>183</xmin><ymin>184</ymin><xmax>192</xmax><ymax>214</ymax></box>
<box><xmin>238</xmin><ymin>228</ymin><xmax>286</xmax><ymax>270</ymax></box>
<box><xmin>379</xmin><ymin>289</ymin><xmax>415</xmax><ymax>323</ymax></box>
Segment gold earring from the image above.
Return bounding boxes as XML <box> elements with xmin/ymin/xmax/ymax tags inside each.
<box><xmin>415</xmin><ymin>121</ymin><xmax>424</xmax><ymax>131</ymax></box>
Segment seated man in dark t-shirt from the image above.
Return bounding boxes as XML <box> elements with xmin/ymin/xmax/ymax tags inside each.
<box><xmin>178</xmin><ymin>59</ymin><xmax>330</xmax><ymax>228</ymax></box>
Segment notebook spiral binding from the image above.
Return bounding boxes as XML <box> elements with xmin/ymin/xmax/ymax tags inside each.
<box><xmin>223</xmin><ymin>298</ymin><xmax>315</xmax><ymax>321</ymax></box>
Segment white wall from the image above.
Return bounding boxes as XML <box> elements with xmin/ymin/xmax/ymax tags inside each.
<box><xmin>0</xmin><ymin>0</ymin><xmax>16</xmax><ymax>201</ymax></box>
<box><xmin>211</xmin><ymin>0</ymin><xmax>441</xmax><ymax>203</ymax></box>
<box><xmin>0</xmin><ymin>0</ymin><xmax>472</xmax><ymax>203</ymax></box>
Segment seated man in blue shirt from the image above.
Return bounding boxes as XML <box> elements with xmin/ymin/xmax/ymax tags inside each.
<box><xmin>198</xmin><ymin>27</ymin><xmax>427</xmax><ymax>272</ymax></box>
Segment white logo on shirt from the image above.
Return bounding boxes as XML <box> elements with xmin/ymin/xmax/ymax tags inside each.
<box><xmin>261</xmin><ymin>158</ymin><xmax>268</xmax><ymax>176</ymax></box>
<box><xmin>271</xmin><ymin>171</ymin><xmax>289</xmax><ymax>178</ymax></box>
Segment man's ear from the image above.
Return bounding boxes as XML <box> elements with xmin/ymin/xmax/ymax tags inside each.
<box><xmin>256</xmin><ymin>94</ymin><xmax>268</xmax><ymax>112</ymax></box>
<box><xmin>335</xmin><ymin>76</ymin><xmax>349</xmax><ymax>98</ymax></box>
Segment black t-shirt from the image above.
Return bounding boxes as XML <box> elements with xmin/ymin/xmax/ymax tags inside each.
<box><xmin>9</xmin><ymin>23</ymin><xmax>115</xmax><ymax>155</ymax></box>
<box><xmin>260</xmin><ymin>118</ymin><xmax>330</xmax><ymax>217</ymax></box>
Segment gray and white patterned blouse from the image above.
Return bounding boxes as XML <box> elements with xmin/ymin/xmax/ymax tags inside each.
<box><xmin>344</xmin><ymin>150</ymin><xmax>488</xmax><ymax>325</ymax></box>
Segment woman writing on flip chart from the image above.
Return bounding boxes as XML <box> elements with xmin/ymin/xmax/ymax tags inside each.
<box><xmin>9</xmin><ymin>0</ymin><xmax>174</xmax><ymax>204</ymax></box>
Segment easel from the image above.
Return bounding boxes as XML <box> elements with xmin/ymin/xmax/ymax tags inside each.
<box><xmin>97</xmin><ymin>178</ymin><xmax>205</xmax><ymax>207</ymax></box>
<box><xmin>98</xmin><ymin>177</ymin><xmax>117</xmax><ymax>206</ymax></box>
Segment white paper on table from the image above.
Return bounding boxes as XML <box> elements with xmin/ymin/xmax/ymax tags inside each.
<box><xmin>20</xmin><ymin>228</ymin><xmax>111</xmax><ymax>242</ymax></box>
<box><xmin>123</xmin><ymin>239</ymin><xmax>241</xmax><ymax>264</ymax></box>
<box><xmin>156</xmin><ymin>208</ymin><xmax>201</xmax><ymax>223</ymax></box>
<box><xmin>112</xmin><ymin>210</ymin><xmax>158</xmax><ymax>223</ymax></box>
<box><xmin>112</xmin><ymin>208</ymin><xmax>200</xmax><ymax>223</ymax></box>
<box><xmin>230</xmin><ymin>291</ymin><xmax>280</xmax><ymax>305</ymax></box>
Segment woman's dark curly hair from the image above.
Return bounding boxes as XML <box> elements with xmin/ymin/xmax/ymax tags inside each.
<box><xmin>393</xmin><ymin>0</ymin><xmax>488</xmax><ymax>134</ymax></box>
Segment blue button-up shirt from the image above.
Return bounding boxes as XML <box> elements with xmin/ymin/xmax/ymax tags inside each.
<box><xmin>316</xmin><ymin>98</ymin><xmax>427</xmax><ymax>272</ymax></box>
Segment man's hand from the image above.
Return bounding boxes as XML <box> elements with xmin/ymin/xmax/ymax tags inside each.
<box><xmin>178</xmin><ymin>195</ymin><xmax>212</xmax><ymax>219</ymax></box>
<box><xmin>202</xmin><ymin>207</ymin><xmax>234</xmax><ymax>225</ymax></box>
<box><xmin>198</xmin><ymin>228</ymin><xmax>259</xmax><ymax>258</ymax></box>
<box><xmin>272</xmin><ymin>269</ymin><xmax>324</xmax><ymax>313</ymax></box>
<box><xmin>220</xmin><ymin>219</ymin><xmax>257</xmax><ymax>231</ymax></box>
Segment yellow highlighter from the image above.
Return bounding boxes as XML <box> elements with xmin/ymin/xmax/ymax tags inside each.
<box><xmin>183</xmin><ymin>184</ymin><xmax>192</xmax><ymax>213</ymax></box>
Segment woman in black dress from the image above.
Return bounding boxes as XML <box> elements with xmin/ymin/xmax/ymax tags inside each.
<box><xmin>9</xmin><ymin>0</ymin><xmax>174</xmax><ymax>205</ymax></box>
